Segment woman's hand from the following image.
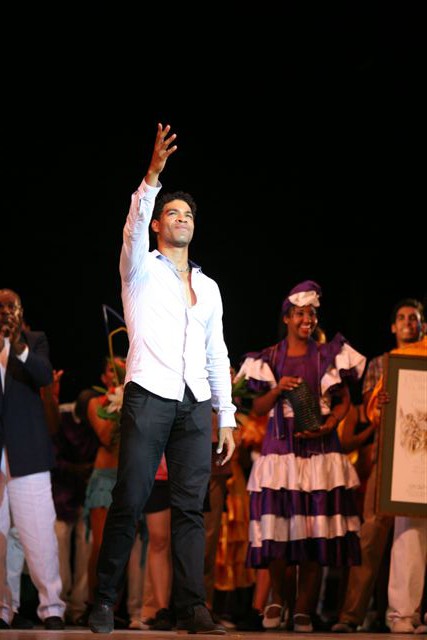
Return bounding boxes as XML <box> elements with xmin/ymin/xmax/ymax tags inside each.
<box><xmin>277</xmin><ymin>376</ymin><xmax>303</xmax><ymax>392</ymax></box>
<box><xmin>294</xmin><ymin>414</ymin><xmax>338</xmax><ymax>439</ymax></box>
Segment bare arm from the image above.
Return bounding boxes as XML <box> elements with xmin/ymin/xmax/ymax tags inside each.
<box><xmin>87</xmin><ymin>397</ymin><xmax>117</xmax><ymax>450</ymax></box>
<box><xmin>40</xmin><ymin>369</ymin><xmax>64</xmax><ymax>435</ymax></box>
<box><xmin>340</xmin><ymin>403</ymin><xmax>377</xmax><ymax>453</ymax></box>
<box><xmin>363</xmin><ymin>385</ymin><xmax>390</xmax><ymax>429</ymax></box>
<box><xmin>252</xmin><ymin>376</ymin><xmax>302</xmax><ymax>416</ymax></box>
<box><xmin>296</xmin><ymin>383</ymin><xmax>351</xmax><ymax>440</ymax></box>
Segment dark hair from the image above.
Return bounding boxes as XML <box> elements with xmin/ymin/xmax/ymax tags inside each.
<box><xmin>152</xmin><ymin>191</ymin><xmax>197</xmax><ymax>223</ymax></box>
<box><xmin>390</xmin><ymin>298</ymin><xmax>424</xmax><ymax>324</ymax></box>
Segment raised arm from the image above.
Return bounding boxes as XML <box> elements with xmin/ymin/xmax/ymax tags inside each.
<box><xmin>145</xmin><ymin>123</ymin><xmax>178</xmax><ymax>186</ymax></box>
<box><xmin>120</xmin><ymin>123</ymin><xmax>178</xmax><ymax>283</ymax></box>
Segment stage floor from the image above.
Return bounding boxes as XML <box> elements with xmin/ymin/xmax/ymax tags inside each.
<box><xmin>0</xmin><ymin>628</ymin><xmax>412</xmax><ymax>639</ymax></box>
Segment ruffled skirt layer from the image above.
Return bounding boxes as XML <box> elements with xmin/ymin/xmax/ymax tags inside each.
<box><xmin>247</xmin><ymin>448</ymin><xmax>361</xmax><ymax>568</ymax></box>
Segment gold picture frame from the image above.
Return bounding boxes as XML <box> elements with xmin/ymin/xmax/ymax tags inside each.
<box><xmin>376</xmin><ymin>352</ymin><xmax>427</xmax><ymax>517</ymax></box>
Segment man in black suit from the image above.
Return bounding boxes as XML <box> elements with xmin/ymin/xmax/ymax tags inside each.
<box><xmin>0</xmin><ymin>288</ymin><xmax>65</xmax><ymax>630</ymax></box>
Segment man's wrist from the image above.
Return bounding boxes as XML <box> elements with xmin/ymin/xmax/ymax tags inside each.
<box><xmin>145</xmin><ymin>169</ymin><xmax>161</xmax><ymax>187</ymax></box>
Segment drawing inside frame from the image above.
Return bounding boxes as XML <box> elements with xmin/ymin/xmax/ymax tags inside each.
<box><xmin>376</xmin><ymin>345</ymin><xmax>427</xmax><ymax>518</ymax></box>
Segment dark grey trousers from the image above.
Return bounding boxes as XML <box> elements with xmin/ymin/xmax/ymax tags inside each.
<box><xmin>96</xmin><ymin>381</ymin><xmax>212</xmax><ymax>615</ymax></box>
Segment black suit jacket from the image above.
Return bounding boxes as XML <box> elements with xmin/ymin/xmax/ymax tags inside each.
<box><xmin>0</xmin><ymin>330</ymin><xmax>55</xmax><ymax>477</ymax></box>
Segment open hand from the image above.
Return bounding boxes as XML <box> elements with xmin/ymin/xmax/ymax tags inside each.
<box><xmin>146</xmin><ymin>123</ymin><xmax>178</xmax><ymax>184</ymax></box>
<box><xmin>216</xmin><ymin>427</ymin><xmax>236</xmax><ymax>465</ymax></box>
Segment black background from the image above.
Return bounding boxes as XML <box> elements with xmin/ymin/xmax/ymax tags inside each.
<box><xmin>3</xmin><ymin>5</ymin><xmax>425</xmax><ymax>400</ymax></box>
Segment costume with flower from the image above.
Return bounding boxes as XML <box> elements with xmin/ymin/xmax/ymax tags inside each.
<box><xmin>83</xmin><ymin>359</ymin><xmax>127</xmax><ymax>534</ymax></box>
<box><xmin>236</xmin><ymin>281</ymin><xmax>366</xmax><ymax>568</ymax></box>
<box><xmin>83</xmin><ymin>365</ymin><xmax>168</xmax><ymax>533</ymax></box>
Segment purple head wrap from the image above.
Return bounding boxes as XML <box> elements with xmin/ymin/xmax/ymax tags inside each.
<box><xmin>281</xmin><ymin>280</ymin><xmax>322</xmax><ymax>317</ymax></box>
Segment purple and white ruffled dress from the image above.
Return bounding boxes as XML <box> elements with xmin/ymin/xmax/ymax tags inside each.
<box><xmin>237</xmin><ymin>333</ymin><xmax>366</xmax><ymax>568</ymax></box>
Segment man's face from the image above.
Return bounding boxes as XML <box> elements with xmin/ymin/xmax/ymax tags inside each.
<box><xmin>151</xmin><ymin>199</ymin><xmax>194</xmax><ymax>248</ymax></box>
<box><xmin>0</xmin><ymin>290</ymin><xmax>23</xmax><ymax>337</ymax></box>
<box><xmin>391</xmin><ymin>306</ymin><xmax>423</xmax><ymax>345</ymax></box>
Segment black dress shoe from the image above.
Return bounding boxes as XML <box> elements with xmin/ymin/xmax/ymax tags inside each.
<box><xmin>113</xmin><ymin>614</ymin><xmax>129</xmax><ymax>629</ymax></box>
<box><xmin>44</xmin><ymin>616</ymin><xmax>65</xmax><ymax>630</ymax></box>
<box><xmin>235</xmin><ymin>608</ymin><xmax>265</xmax><ymax>631</ymax></box>
<box><xmin>0</xmin><ymin>619</ymin><xmax>10</xmax><ymax>629</ymax></box>
<box><xmin>149</xmin><ymin>607</ymin><xmax>176</xmax><ymax>630</ymax></box>
<box><xmin>89</xmin><ymin>602</ymin><xmax>114</xmax><ymax>634</ymax></box>
<box><xmin>177</xmin><ymin>605</ymin><xmax>226</xmax><ymax>635</ymax></box>
<box><xmin>12</xmin><ymin>613</ymin><xmax>34</xmax><ymax>629</ymax></box>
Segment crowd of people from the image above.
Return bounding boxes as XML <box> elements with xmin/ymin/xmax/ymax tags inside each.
<box><xmin>0</xmin><ymin>123</ymin><xmax>425</xmax><ymax>635</ymax></box>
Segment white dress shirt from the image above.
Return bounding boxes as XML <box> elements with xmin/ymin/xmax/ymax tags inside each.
<box><xmin>119</xmin><ymin>179</ymin><xmax>236</xmax><ymax>429</ymax></box>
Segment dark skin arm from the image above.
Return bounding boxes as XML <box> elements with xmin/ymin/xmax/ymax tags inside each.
<box><xmin>41</xmin><ymin>369</ymin><xmax>64</xmax><ymax>435</ymax></box>
<box><xmin>252</xmin><ymin>375</ymin><xmax>302</xmax><ymax>416</ymax></box>
<box><xmin>340</xmin><ymin>403</ymin><xmax>377</xmax><ymax>453</ymax></box>
<box><xmin>296</xmin><ymin>383</ymin><xmax>350</xmax><ymax>439</ymax></box>
<box><xmin>253</xmin><ymin>378</ymin><xmax>351</xmax><ymax>439</ymax></box>
<box><xmin>363</xmin><ymin>387</ymin><xmax>391</xmax><ymax>429</ymax></box>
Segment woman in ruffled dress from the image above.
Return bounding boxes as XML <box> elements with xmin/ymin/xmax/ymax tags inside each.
<box><xmin>235</xmin><ymin>280</ymin><xmax>366</xmax><ymax>632</ymax></box>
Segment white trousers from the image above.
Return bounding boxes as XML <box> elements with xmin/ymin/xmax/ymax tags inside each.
<box><xmin>0</xmin><ymin>450</ymin><xmax>65</xmax><ymax>624</ymax></box>
<box><xmin>387</xmin><ymin>515</ymin><xmax>427</xmax><ymax>625</ymax></box>
<box><xmin>6</xmin><ymin>526</ymin><xmax>26</xmax><ymax>611</ymax></box>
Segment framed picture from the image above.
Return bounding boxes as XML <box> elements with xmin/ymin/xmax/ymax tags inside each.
<box><xmin>376</xmin><ymin>352</ymin><xmax>427</xmax><ymax>517</ymax></box>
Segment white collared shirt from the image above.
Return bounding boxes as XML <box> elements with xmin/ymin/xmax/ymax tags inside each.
<box><xmin>119</xmin><ymin>179</ymin><xmax>236</xmax><ymax>429</ymax></box>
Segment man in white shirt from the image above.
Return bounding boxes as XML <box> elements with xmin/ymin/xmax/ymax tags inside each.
<box><xmin>89</xmin><ymin>123</ymin><xmax>236</xmax><ymax>635</ymax></box>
